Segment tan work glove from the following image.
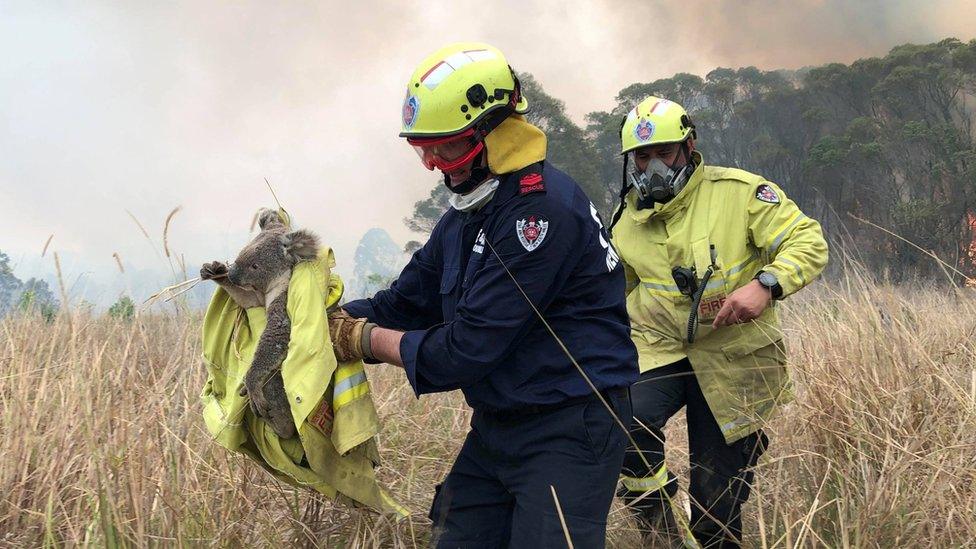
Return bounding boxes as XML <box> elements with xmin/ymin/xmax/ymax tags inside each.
<box><xmin>328</xmin><ymin>309</ymin><xmax>376</xmax><ymax>362</ymax></box>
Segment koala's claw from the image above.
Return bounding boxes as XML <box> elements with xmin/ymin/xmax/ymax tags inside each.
<box><xmin>268</xmin><ymin>411</ymin><xmax>296</xmax><ymax>439</ymax></box>
<box><xmin>242</xmin><ymin>373</ymin><xmax>271</xmax><ymax>418</ymax></box>
<box><xmin>200</xmin><ymin>261</ymin><xmax>229</xmax><ymax>280</ymax></box>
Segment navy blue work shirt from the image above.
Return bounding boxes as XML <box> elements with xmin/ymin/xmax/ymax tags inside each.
<box><xmin>344</xmin><ymin>162</ymin><xmax>638</xmax><ymax>411</ymax></box>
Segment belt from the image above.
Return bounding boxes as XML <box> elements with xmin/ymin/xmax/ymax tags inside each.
<box><xmin>481</xmin><ymin>387</ymin><xmax>629</xmax><ymax>423</ymax></box>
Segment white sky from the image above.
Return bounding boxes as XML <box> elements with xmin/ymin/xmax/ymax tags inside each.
<box><xmin>1</xmin><ymin>0</ymin><xmax>973</xmax><ymax>304</ymax></box>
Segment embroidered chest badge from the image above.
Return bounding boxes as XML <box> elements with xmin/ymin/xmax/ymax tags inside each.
<box><xmin>756</xmin><ymin>184</ymin><xmax>780</xmax><ymax>204</ymax></box>
<box><xmin>516</xmin><ymin>215</ymin><xmax>549</xmax><ymax>251</ymax></box>
<box><xmin>308</xmin><ymin>398</ymin><xmax>334</xmax><ymax>436</ymax></box>
<box><xmin>697</xmin><ymin>293</ymin><xmax>728</xmax><ymax>323</ymax></box>
<box><xmin>472</xmin><ymin>229</ymin><xmax>486</xmax><ymax>254</ymax></box>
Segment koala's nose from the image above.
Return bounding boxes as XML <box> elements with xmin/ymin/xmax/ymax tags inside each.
<box><xmin>227</xmin><ymin>265</ymin><xmax>241</xmax><ymax>285</ymax></box>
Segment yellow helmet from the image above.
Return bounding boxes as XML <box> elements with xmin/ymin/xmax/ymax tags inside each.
<box><xmin>400</xmin><ymin>42</ymin><xmax>529</xmax><ymax>139</ymax></box>
<box><xmin>619</xmin><ymin>96</ymin><xmax>696</xmax><ymax>154</ymax></box>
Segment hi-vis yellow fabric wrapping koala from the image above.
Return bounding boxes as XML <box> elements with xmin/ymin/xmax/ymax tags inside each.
<box><xmin>200</xmin><ymin>247</ymin><xmax>406</xmax><ymax>516</ymax></box>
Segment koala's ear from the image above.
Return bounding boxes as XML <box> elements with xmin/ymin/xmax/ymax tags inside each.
<box><xmin>258</xmin><ymin>208</ymin><xmax>285</xmax><ymax>231</ymax></box>
<box><xmin>280</xmin><ymin>229</ymin><xmax>320</xmax><ymax>263</ymax></box>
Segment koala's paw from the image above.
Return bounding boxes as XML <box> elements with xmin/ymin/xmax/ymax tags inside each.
<box><xmin>257</xmin><ymin>208</ymin><xmax>284</xmax><ymax>230</ymax></box>
<box><xmin>200</xmin><ymin>261</ymin><xmax>229</xmax><ymax>281</ymax></box>
<box><xmin>241</xmin><ymin>373</ymin><xmax>271</xmax><ymax>418</ymax></box>
<box><xmin>267</xmin><ymin>405</ymin><xmax>296</xmax><ymax>439</ymax></box>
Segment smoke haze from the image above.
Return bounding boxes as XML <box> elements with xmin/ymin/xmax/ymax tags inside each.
<box><xmin>1</xmin><ymin>0</ymin><xmax>973</xmax><ymax>305</ymax></box>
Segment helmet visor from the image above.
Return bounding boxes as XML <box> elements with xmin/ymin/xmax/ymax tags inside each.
<box><xmin>408</xmin><ymin>129</ymin><xmax>483</xmax><ymax>172</ymax></box>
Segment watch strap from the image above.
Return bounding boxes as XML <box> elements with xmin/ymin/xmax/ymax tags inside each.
<box><xmin>755</xmin><ymin>271</ymin><xmax>784</xmax><ymax>299</ymax></box>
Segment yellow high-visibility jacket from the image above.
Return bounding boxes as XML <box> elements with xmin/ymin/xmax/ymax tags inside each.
<box><xmin>611</xmin><ymin>153</ymin><xmax>828</xmax><ymax>443</ymax></box>
<box><xmin>200</xmin><ymin>247</ymin><xmax>406</xmax><ymax>516</ymax></box>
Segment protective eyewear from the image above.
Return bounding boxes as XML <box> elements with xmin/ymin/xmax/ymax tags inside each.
<box><xmin>408</xmin><ymin>129</ymin><xmax>484</xmax><ymax>172</ymax></box>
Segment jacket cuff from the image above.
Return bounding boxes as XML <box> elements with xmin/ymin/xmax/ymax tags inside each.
<box><xmin>399</xmin><ymin>329</ymin><xmax>427</xmax><ymax>397</ymax></box>
<box><xmin>361</xmin><ymin>323</ymin><xmax>377</xmax><ymax>362</ymax></box>
<box><xmin>762</xmin><ymin>263</ymin><xmax>799</xmax><ymax>299</ymax></box>
<box><xmin>341</xmin><ymin>298</ymin><xmax>376</xmax><ymax>322</ymax></box>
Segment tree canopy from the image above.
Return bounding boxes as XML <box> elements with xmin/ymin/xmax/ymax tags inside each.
<box><xmin>0</xmin><ymin>251</ymin><xmax>59</xmax><ymax>319</ymax></box>
<box><xmin>407</xmin><ymin>38</ymin><xmax>976</xmax><ymax>281</ymax></box>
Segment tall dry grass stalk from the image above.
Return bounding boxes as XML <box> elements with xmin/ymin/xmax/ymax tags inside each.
<box><xmin>112</xmin><ymin>253</ymin><xmax>125</xmax><ymax>275</ymax></box>
<box><xmin>41</xmin><ymin>235</ymin><xmax>54</xmax><ymax>258</ymax></box>
<box><xmin>0</xmin><ymin>277</ymin><xmax>973</xmax><ymax>547</ymax></box>
<box><xmin>163</xmin><ymin>208</ymin><xmax>182</xmax><ymax>260</ymax></box>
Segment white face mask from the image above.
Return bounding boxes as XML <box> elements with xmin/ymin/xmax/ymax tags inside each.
<box><xmin>628</xmin><ymin>152</ymin><xmax>693</xmax><ymax>205</ymax></box>
<box><xmin>449</xmin><ymin>178</ymin><xmax>500</xmax><ymax>212</ymax></box>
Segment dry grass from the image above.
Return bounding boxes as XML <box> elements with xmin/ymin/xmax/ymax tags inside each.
<box><xmin>1</xmin><ymin>279</ymin><xmax>974</xmax><ymax>547</ymax></box>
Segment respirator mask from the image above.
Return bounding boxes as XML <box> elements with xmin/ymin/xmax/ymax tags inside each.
<box><xmin>627</xmin><ymin>145</ymin><xmax>695</xmax><ymax>208</ymax></box>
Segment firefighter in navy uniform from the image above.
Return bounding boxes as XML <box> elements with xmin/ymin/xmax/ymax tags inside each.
<box><xmin>327</xmin><ymin>43</ymin><xmax>638</xmax><ymax>547</ymax></box>
<box><xmin>609</xmin><ymin>96</ymin><xmax>829</xmax><ymax>548</ymax></box>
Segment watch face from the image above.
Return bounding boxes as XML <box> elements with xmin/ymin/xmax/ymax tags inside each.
<box><xmin>759</xmin><ymin>272</ymin><xmax>778</xmax><ymax>287</ymax></box>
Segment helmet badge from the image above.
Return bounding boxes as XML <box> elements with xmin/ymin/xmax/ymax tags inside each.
<box><xmin>634</xmin><ymin>118</ymin><xmax>655</xmax><ymax>142</ymax></box>
<box><xmin>402</xmin><ymin>94</ymin><xmax>420</xmax><ymax>129</ymax></box>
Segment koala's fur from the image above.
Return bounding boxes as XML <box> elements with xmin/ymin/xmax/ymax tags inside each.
<box><xmin>200</xmin><ymin>208</ymin><xmax>319</xmax><ymax>439</ymax></box>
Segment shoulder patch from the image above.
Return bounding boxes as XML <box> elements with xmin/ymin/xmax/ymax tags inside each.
<box><xmin>516</xmin><ymin>215</ymin><xmax>549</xmax><ymax>251</ymax></box>
<box><xmin>756</xmin><ymin>184</ymin><xmax>780</xmax><ymax>204</ymax></box>
<box><xmin>519</xmin><ymin>172</ymin><xmax>545</xmax><ymax>196</ymax></box>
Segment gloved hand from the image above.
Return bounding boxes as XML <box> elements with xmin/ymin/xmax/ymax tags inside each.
<box><xmin>328</xmin><ymin>309</ymin><xmax>376</xmax><ymax>362</ymax></box>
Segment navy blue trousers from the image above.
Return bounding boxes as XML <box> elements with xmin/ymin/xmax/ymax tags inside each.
<box><xmin>429</xmin><ymin>389</ymin><xmax>631</xmax><ymax>548</ymax></box>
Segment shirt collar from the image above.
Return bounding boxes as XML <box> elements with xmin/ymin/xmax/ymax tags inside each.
<box><xmin>474</xmin><ymin>162</ymin><xmax>543</xmax><ymax>219</ymax></box>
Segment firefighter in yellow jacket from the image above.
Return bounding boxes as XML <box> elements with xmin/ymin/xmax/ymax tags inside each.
<box><xmin>608</xmin><ymin>96</ymin><xmax>828</xmax><ymax>547</ymax></box>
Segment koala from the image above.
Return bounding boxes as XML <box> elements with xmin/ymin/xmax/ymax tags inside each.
<box><xmin>200</xmin><ymin>208</ymin><xmax>320</xmax><ymax>439</ymax></box>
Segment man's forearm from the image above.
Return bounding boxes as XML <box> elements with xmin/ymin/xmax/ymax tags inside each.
<box><xmin>370</xmin><ymin>326</ymin><xmax>404</xmax><ymax>367</ymax></box>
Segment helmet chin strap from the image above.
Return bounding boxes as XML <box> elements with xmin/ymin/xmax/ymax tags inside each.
<box><xmin>441</xmin><ymin>91</ymin><xmax>518</xmax><ymax>195</ymax></box>
<box><xmin>449</xmin><ymin>177</ymin><xmax>500</xmax><ymax>212</ymax></box>
<box><xmin>443</xmin><ymin>148</ymin><xmax>492</xmax><ymax>194</ymax></box>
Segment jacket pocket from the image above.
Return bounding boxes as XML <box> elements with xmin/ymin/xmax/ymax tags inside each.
<box><xmin>461</xmin><ymin>253</ymin><xmax>485</xmax><ymax>290</ymax></box>
<box><xmin>439</xmin><ymin>267</ymin><xmax>459</xmax><ymax>294</ymax></box>
<box><xmin>581</xmin><ymin>398</ymin><xmax>622</xmax><ymax>462</ymax></box>
<box><xmin>691</xmin><ymin>237</ymin><xmax>713</xmax><ymax>275</ymax></box>
<box><xmin>721</xmin><ymin>330</ymin><xmax>786</xmax><ymax>361</ymax></box>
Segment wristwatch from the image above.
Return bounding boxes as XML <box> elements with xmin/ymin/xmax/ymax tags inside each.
<box><xmin>755</xmin><ymin>271</ymin><xmax>783</xmax><ymax>299</ymax></box>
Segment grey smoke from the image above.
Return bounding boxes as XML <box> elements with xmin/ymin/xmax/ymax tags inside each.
<box><xmin>1</xmin><ymin>1</ymin><xmax>972</xmax><ymax>305</ymax></box>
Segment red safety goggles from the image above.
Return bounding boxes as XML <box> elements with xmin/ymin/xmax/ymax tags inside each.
<box><xmin>408</xmin><ymin>128</ymin><xmax>484</xmax><ymax>172</ymax></box>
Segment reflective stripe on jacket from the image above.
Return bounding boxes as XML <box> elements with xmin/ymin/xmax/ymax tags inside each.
<box><xmin>201</xmin><ymin>248</ymin><xmax>406</xmax><ymax>515</ymax></box>
<box><xmin>611</xmin><ymin>152</ymin><xmax>828</xmax><ymax>442</ymax></box>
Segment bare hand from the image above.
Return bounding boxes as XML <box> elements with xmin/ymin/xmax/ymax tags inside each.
<box><xmin>712</xmin><ymin>280</ymin><xmax>771</xmax><ymax>328</ymax></box>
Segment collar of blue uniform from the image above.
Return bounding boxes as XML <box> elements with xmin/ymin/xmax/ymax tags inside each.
<box><xmin>627</xmin><ymin>150</ymin><xmax>705</xmax><ymax>223</ymax></box>
<box><xmin>456</xmin><ymin>116</ymin><xmax>546</xmax><ymax>220</ymax></box>
<box><xmin>468</xmin><ymin>161</ymin><xmax>545</xmax><ymax>220</ymax></box>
